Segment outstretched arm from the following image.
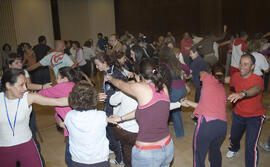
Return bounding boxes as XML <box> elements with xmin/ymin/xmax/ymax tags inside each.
<box><xmin>28</xmin><ymin>93</ymin><xmax>68</xmax><ymax>107</ymax></box>
<box><xmin>227</xmin><ymin>85</ymin><xmax>262</xmax><ymax>103</ymax></box>
<box><xmin>26</xmin><ymin>62</ymin><xmax>42</xmax><ymax>72</ymax></box>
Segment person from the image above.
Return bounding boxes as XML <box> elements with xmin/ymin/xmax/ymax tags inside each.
<box><xmin>94</xmin><ymin>53</ymin><xmax>125</xmax><ymax>165</ymax></box>
<box><xmin>226</xmin><ymin>54</ymin><xmax>265</xmax><ymax>167</ymax></box>
<box><xmin>83</xmin><ymin>40</ymin><xmax>96</xmax><ymax>76</ymax></box>
<box><xmin>230</xmin><ymin>31</ymin><xmax>248</xmax><ymax>77</ymax></box>
<box><xmin>107</xmin><ymin>58</ymin><xmax>174</xmax><ymax>167</ymax></box>
<box><xmin>193</xmin><ymin>25</ymin><xmax>227</xmax><ymax>71</ymax></box>
<box><xmin>0</xmin><ymin>68</ymin><xmax>68</xmax><ymax>167</ymax></box>
<box><xmin>27</xmin><ymin>40</ymin><xmax>77</xmax><ymax>77</ymax></box>
<box><xmin>189</xmin><ymin>46</ymin><xmax>207</xmax><ymax>102</ymax></box>
<box><xmin>181</xmin><ymin>32</ymin><xmax>193</xmax><ymax>66</ymax></box>
<box><xmin>38</xmin><ymin>66</ymin><xmax>81</xmax><ymax>167</ymax></box>
<box><xmin>72</xmin><ymin>41</ymin><xmax>90</xmax><ymax>76</ymax></box>
<box><xmin>109</xmin><ymin>90</ymin><xmax>139</xmax><ymax>167</ymax></box>
<box><xmin>32</xmin><ymin>35</ymin><xmax>51</xmax><ymax>84</ymax></box>
<box><xmin>246</xmin><ymin>39</ymin><xmax>269</xmax><ymax>76</ymax></box>
<box><xmin>159</xmin><ymin>46</ymin><xmax>190</xmax><ymax>138</ymax></box>
<box><xmin>1</xmin><ymin>43</ymin><xmax>12</xmax><ymax>72</ymax></box>
<box><xmin>181</xmin><ymin>65</ymin><xmax>227</xmax><ymax>167</ymax></box>
<box><xmin>7</xmin><ymin>52</ymin><xmax>51</xmax><ymax>166</ymax></box>
<box><xmin>107</xmin><ymin>34</ymin><xmax>123</xmax><ymax>56</ymax></box>
<box><xmin>97</xmin><ymin>33</ymin><xmax>106</xmax><ymax>52</ymax></box>
<box><xmin>63</xmin><ymin>81</ymin><xmax>110</xmax><ymax>167</ymax></box>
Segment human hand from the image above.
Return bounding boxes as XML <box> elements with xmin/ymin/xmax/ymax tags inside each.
<box><xmin>105</xmin><ymin>74</ymin><xmax>112</xmax><ymax>82</ymax></box>
<box><xmin>57</xmin><ymin>120</ymin><xmax>66</xmax><ymax>130</ymax></box>
<box><xmin>181</xmin><ymin>98</ymin><xmax>190</xmax><ymax>107</ymax></box>
<box><xmin>107</xmin><ymin>115</ymin><xmax>121</xmax><ymax>124</ymax></box>
<box><xmin>127</xmin><ymin>72</ymin><xmax>135</xmax><ymax>79</ymax></box>
<box><xmin>224</xmin><ymin>25</ymin><xmax>227</xmax><ymax>32</ymax></box>
<box><xmin>43</xmin><ymin>83</ymin><xmax>52</xmax><ymax>89</ymax></box>
<box><xmin>227</xmin><ymin>92</ymin><xmax>245</xmax><ymax>103</ymax></box>
<box><xmin>98</xmin><ymin>93</ymin><xmax>107</xmax><ymax>102</ymax></box>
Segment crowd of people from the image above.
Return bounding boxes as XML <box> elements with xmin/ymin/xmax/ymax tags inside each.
<box><xmin>0</xmin><ymin>29</ymin><xmax>270</xmax><ymax>167</ymax></box>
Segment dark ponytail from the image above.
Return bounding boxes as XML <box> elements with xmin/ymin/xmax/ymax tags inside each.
<box><xmin>139</xmin><ymin>58</ymin><xmax>166</xmax><ymax>92</ymax></box>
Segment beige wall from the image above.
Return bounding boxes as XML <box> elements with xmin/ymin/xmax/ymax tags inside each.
<box><xmin>11</xmin><ymin>0</ymin><xmax>54</xmax><ymax>47</ymax></box>
<box><xmin>0</xmin><ymin>0</ymin><xmax>18</xmax><ymax>50</ymax></box>
<box><xmin>58</xmin><ymin>0</ymin><xmax>115</xmax><ymax>45</ymax></box>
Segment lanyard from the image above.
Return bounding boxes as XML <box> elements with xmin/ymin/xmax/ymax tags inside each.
<box><xmin>4</xmin><ymin>94</ymin><xmax>21</xmax><ymax>136</ymax></box>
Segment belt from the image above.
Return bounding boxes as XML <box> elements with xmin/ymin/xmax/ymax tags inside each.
<box><xmin>135</xmin><ymin>137</ymin><xmax>171</xmax><ymax>150</ymax></box>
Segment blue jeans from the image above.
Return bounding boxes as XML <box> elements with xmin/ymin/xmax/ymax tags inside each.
<box><xmin>131</xmin><ymin>140</ymin><xmax>174</xmax><ymax>167</ymax></box>
<box><xmin>170</xmin><ymin>87</ymin><xmax>186</xmax><ymax>138</ymax></box>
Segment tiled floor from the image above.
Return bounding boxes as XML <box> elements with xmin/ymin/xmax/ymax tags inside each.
<box><xmin>34</xmin><ymin>74</ymin><xmax>270</xmax><ymax>167</ymax></box>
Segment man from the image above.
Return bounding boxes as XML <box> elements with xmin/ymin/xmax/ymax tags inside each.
<box><xmin>227</xmin><ymin>54</ymin><xmax>265</xmax><ymax>167</ymax></box>
<box><xmin>230</xmin><ymin>31</ymin><xmax>248</xmax><ymax>77</ymax></box>
<box><xmin>189</xmin><ymin>46</ymin><xmax>207</xmax><ymax>102</ymax></box>
<box><xmin>32</xmin><ymin>35</ymin><xmax>51</xmax><ymax>84</ymax></box>
<box><xmin>181</xmin><ymin>32</ymin><xmax>193</xmax><ymax>66</ymax></box>
<box><xmin>107</xmin><ymin>34</ymin><xmax>123</xmax><ymax>56</ymax></box>
<box><xmin>27</xmin><ymin>40</ymin><xmax>77</xmax><ymax>77</ymax></box>
<box><xmin>97</xmin><ymin>33</ymin><xmax>105</xmax><ymax>51</ymax></box>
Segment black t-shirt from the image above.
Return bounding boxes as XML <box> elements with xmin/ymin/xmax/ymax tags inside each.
<box><xmin>33</xmin><ymin>44</ymin><xmax>51</xmax><ymax>62</ymax></box>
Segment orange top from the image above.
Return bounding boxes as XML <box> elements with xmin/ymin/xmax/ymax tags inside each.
<box><xmin>23</xmin><ymin>52</ymin><xmax>36</xmax><ymax>67</ymax></box>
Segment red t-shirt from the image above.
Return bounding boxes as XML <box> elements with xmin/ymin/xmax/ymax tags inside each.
<box><xmin>230</xmin><ymin>72</ymin><xmax>265</xmax><ymax>117</ymax></box>
<box><xmin>194</xmin><ymin>73</ymin><xmax>227</xmax><ymax>121</ymax></box>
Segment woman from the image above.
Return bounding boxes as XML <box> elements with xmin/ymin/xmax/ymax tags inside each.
<box><xmin>181</xmin><ymin>65</ymin><xmax>227</xmax><ymax>167</ymax></box>
<box><xmin>0</xmin><ymin>68</ymin><xmax>68</xmax><ymax>166</ymax></box>
<box><xmin>72</xmin><ymin>41</ymin><xmax>90</xmax><ymax>76</ymax></box>
<box><xmin>1</xmin><ymin>43</ymin><xmax>12</xmax><ymax>72</ymax></box>
<box><xmin>107</xmin><ymin>58</ymin><xmax>174</xmax><ymax>167</ymax></box>
<box><xmin>38</xmin><ymin>66</ymin><xmax>81</xmax><ymax>167</ymax></box>
<box><xmin>94</xmin><ymin>53</ymin><xmax>126</xmax><ymax>164</ymax></box>
<box><xmin>65</xmin><ymin>81</ymin><xmax>110</xmax><ymax>167</ymax></box>
<box><xmin>159</xmin><ymin>46</ymin><xmax>190</xmax><ymax>138</ymax></box>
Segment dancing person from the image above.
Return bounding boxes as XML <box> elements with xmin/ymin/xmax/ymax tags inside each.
<box><xmin>107</xmin><ymin>58</ymin><xmax>174</xmax><ymax>167</ymax></box>
<box><xmin>226</xmin><ymin>54</ymin><xmax>265</xmax><ymax>167</ymax></box>
<box><xmin>0</xmin><ymin>68</ymin><xmax>68</xmax><ymax>167</ymax></box>
<box><xmin>181</xmin><ymin>65</ymin><xmax>227</xmax><ymax>167</ymax></box>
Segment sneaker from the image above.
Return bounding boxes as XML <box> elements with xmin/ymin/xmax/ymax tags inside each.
<box><xmin>226</xmin><ymin>150</ymin><xmax>237</xmax><ymax>158</ymax></box>
<box><xmin>110</xmin><ymin>159</ymin><xmax>124</xmax><ymax>165</ymax></box>
<box><xmin>259</xmin><ymin>142</ymin><xmax>270</xmax><ymax>151</ymax></box>
<box><xmin>109</xmin><ymin>149</ymin><xmax>114</xmax><ymax>154</ymax></box>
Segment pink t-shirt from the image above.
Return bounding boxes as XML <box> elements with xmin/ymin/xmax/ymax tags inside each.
<box><xmin>39</xmin><ymin>82</ymin><xmax>75</xmax><ymax>136</ymax></box>
<box><xmin>194</xmin><ymin>73</ymin><xmax>227</xmax><ymax>121</ymax></box>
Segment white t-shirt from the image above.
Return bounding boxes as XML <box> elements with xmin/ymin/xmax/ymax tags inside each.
<box><xmin>65</xmin><ymin>109</ymin><xmax>109</xmax><ymax>164</ymax></box>
<box><xmin>110</xmin><ymin>91</ymin><xmax>139</xmax><ymax>133</ymax></box>
<box><xmin>40</xmin><ymin>51</ymin><xmax>74</xmax><ymax>76</ymax></box>
<box><xmin>82</xmin><ymin>46</ymin><xmax>95</xmax><ymax>61</ymax></box>
<box><xmin>0</xmin><ymin>92</ymin><xmax>32</xmax><ymax>146</ymax></box>
<box><xmin>251</xmin><ymin>52</ymin><xmax>269</xmax><ymax>76</ymax></box>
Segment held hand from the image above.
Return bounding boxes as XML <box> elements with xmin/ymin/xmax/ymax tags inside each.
<box><xmin>104</xmin><ymin>74</ymin><xmax>112</xmax><ymax>82</ymax></box>
<box><xmin>180</xmin><ymin>98</ymin><xmax>190</xmax><ymax>107</ymax></box>
<box><xmin>57</xmin><ymin>120</ymin><xmax>66</xmax><ymax>130</ymax></box>
<box><xmin>107</xmin><ymin>115</ymin><xmax>121</xmax><ymax>124</ymax></box>
<box><xmin>127</xmin><ymin>72</ymin><xmax>135</xmax><ymax>79</ymax></box>
<box><xmin>227</xmin><ymin>92</ymin><xmax>245</xmax><ymax>103</ymax></box>
<box><xmin>98</xmin><ymin>93</ymin><xmax>107</xmax><ymax>102</ymax></box>
<box><xmin>43</xmin><ymin>82</ymin><xmax>52</xmax><ymax>89</ymax></box>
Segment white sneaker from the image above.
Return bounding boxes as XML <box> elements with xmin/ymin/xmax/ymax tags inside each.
<box><xmin>110</xmin><ymin>159</ymin><xmax>124</xmax><ymax>165</ymax></box>
<box><xmin>226</xmin><ymin>150</ymin><xmax>237</xmax><ymax>158</ymax></box>
<box><xmin>109</xmin><ymin>149</ymin><xmax>114</xmax><ymax>154</ymax></box>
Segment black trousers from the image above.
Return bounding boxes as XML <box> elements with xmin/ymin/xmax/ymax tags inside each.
<box><xmin>106</xmin><ymin>124</ymin><xmax>123</xmax><ymax>163</ymax></box>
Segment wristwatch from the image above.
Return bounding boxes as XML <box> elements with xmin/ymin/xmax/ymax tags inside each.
<box><xmin>241</xmin><ymin>90</ymin><xmax>248</xmax><ymax>97</ymax></box>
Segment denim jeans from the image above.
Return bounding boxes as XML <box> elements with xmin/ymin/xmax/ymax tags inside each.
<box><xmin>131</xmin><ymin>140</ymin><xmax>174</xmax><ymax>167</ymax></box>
<box><xmin>170</xmin><ymin>87</ymin><xmax>186</xmax><ymax>138</ymax></box>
